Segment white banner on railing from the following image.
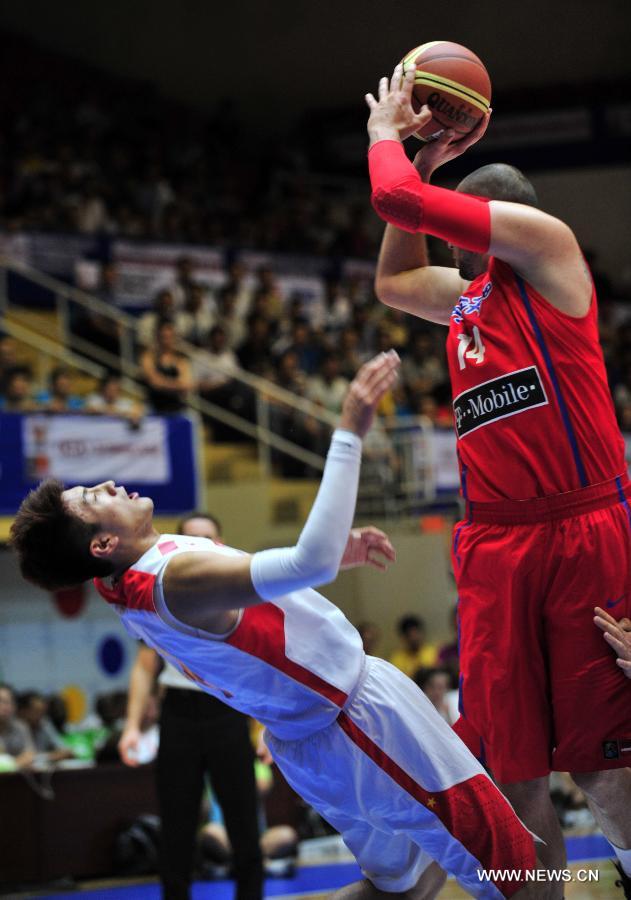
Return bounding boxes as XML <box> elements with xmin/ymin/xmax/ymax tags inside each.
<box><xmin>109</xmin><ymin>240</ymin><xmax>226</xmax><ymax>308</ymax></box>
<box><xmin>23</xmin><ymin>416</ymin><xmax>171</xmax><ymax>483</ymax></box>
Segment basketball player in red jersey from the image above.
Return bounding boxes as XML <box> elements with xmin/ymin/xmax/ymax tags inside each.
<box><xmin>366</xmin><ymin>64</ymin><xmax>631</xmax><ymax>898</ymax></box>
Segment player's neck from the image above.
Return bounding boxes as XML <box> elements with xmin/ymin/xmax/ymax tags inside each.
<box><xmin>111</xmin><ymin>529</ymin><xmax>161</xmax><ymax>580</ymax></box>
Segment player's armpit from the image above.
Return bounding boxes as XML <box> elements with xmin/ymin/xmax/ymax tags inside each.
<box><xmin>488</xmin><ymin>202</ymin><xmax>592</xmax><ymax>316</ymax></box>
<box><xmin>376</xmin><ymin>264</ymin><xmax>467</xmax><ymax>326</ymax></box>
<box><xmin>162</xmin><ymin>551</ymin><xmax>261</xmax><ymax>629</ymax></box>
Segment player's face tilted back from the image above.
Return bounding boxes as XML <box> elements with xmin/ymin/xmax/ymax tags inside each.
<box><xmin>62</xmin><ymin>481</ymin><xmax>154</xmax><ymax>542</ymax></box>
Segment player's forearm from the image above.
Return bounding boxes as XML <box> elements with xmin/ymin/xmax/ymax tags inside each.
<box><xmin>368</xmin><ymin>140</ymin><xmax>490</xmax><ymax>251</ymax></box>
<box><xmin>125</xmin><ymin>660</ymin><xmax>155</xmax><ymax>728</ymax></box>
<box><xmin>250</xmin><ymin>429</ymin><xmax>362</xmax><ymax>599</ymax></box>
<box><xmin>376</xmin><ymin>221</ymin><xmax>430</xmax><ymax>287</ymax></box>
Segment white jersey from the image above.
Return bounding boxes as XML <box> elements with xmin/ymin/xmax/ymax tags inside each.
<box><xmin>95</xmin><ymin>534</ymin><xmax>364</xmax><ymax>740</ymax></box>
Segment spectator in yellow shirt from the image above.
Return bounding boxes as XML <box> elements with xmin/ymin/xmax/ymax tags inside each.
<box><xmin>389</xmin><ymin>614</ymin><xmax>438</xmax><ymax>678</ymax></box>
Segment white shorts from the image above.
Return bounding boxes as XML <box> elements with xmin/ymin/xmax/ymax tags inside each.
<box><xmin>266</xmin><ymin>656</ymin><xmax>535</xmax><ymax>899</ymax></box>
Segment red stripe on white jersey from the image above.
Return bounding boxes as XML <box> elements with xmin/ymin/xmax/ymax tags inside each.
<box><xmin>94</xmin><ymin>569</ymin><xmax>156</xmax><ymax>613</ymax></box>
<box><xmin>226</xmin><ymin>604</ymin><xmax>349</xmax><ymax>707</ymax></box>
<box><xmin>337</xmin><ymin>711</ymin><xmax>535</xmax><ymax>897</ymax></box>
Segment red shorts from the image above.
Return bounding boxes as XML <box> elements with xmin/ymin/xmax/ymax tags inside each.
<box><xmin>452</xmin><ymin>477</ymin><xmax>631</xmax><ymax>783</ymax></box>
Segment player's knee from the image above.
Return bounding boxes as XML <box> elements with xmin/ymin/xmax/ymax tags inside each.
<box><xmin>571</xmin><ymin>768</ymin><xmax>629</xmax><ymax>800</ymax></box>
<box><xmin>497</xmin><ymin>776</ymin><xmax>552</xmax><ymax>816</ymax></box>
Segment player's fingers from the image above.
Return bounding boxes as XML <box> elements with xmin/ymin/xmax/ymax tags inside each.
<box><xmin>414</xmin><ymin>106</ymin><xmax>433</xmax><ymax>127</ymax></box>
<box><xmin>620</xmin><ymin>617</ymin><xmax>631</xmax><ymax>632</ymax></box>
<box><xmin>389</xmin><ymin>63</ymin><xmax>403</xmax><ymax>94</ymax></box>
<box><xmin>365</xmin><ymin>363</ymin><xmax>399</xmax><ymax>403</ymax></box>
<box><xmin>366</xmin><ymin>550</ymin><xmax>388</xmax><ymax>571</ymax></box>
<box><xmin>455</xmin><ymin>111</ymin><xmax>491</xmax><ymax>150</ymax></box>
<box><xmin>352</xmin><ymin>351</ymin><xmax>399</xmax><ymax>394</ymax></box>
<box><xmin>360</xmin><ymin>350</ymin><xmax>401</xmax><ymax>389</ymax></box>
<box><xmin>604</xmin><ymin>630</ymin><xmax>628</xmax><ymax>656</ymax></box>
<box><xmin>364</xmin><ymin>537</ymin><xmax>396</xmax><ymax>561</ymax></box>
<box><xmin>401</xmin><ymin>65</ymin><xmax>416</xmax><ymax>97</ymax></box>
<box><xmin>362</xmin><ymin>527</ymin><xmax>395</xmax><ymax>552</ymax></box>
<box><xmin>378</xmin><ymin>76</ymin><xmax>389</xmax><ymax>101</ymax></box>
<box><xmin>594</xmin><ymin>607</ymin><xmax>619</xmax><ymax>626</ymax></box>
<box><xmin>365</xmin><ymin>93</ymin><xmax>378</xmax><ymax>110</ymax></box>
<box><xmin>594</xmin><ymin>615</ymin><xmax>621</xmax><ymax>637</ymax></box>
<box><xmin>617</xmin><ymin>659</ymin><xmax>631</xmax><ymax>673</ymax></box>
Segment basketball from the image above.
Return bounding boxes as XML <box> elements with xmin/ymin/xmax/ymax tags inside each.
<box><xmin>401</xmin><ymin>41</ymin><xmax>492</xmax><ymax>141</ymax></box>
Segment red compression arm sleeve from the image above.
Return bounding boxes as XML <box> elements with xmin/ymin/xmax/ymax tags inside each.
<box><xmin>368</xmin><ymin>140</ymin><xmax>491</xmax><ymax>253</ymax></box>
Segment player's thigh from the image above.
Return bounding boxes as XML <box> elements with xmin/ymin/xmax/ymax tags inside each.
<box><xmin>454</xmin><ymin>521</ymin><xmax>551</xmax><ymax>781</ymax></box>
<box><xmin>546</xmin><ymin>505</ymin><xmax>631</xmax><ymax>772</ymax></box>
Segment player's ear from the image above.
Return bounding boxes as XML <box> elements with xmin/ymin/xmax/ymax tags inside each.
<box><xmin>90</xmin><ymin>533</ymin><xmax>119</xmax><ymax>560</ymax></box>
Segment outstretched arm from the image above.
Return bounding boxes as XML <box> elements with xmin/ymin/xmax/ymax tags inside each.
<box><xmin>162</xmin><ymin>352</ymin><xmax>400</xmax><ymax>630</ymax></box>
<box><xmin>368</xmin><ymin>64</ymin><xmax>591</xmax><ymax>317</ymax></box>
<box><xmin>119</xmin><ymin>645</ymin><xmax>160</xmax><ymax>766</ymax></box>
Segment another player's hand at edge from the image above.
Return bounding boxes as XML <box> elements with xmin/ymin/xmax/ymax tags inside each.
<box><xmin>594</xmin><ymin>607</ymin><xmax>631</xmax><ymax>678</ymax></box>
<box><xmin>339</xmin><ymin>350</ymin><xmax>400</xmax><ymax>438</ymax></box>
<box><xmin>365</xmin><ymin>64</ymin><xmax>432</xmax><ymax>146</ymax></box>
<box><xmin>413</xmin><ymin>109</ymin><xmax>492</xmax><ymax>182</ymax></box>
<box><xmin>340</xmin><ymin>526</ymin><xmax>396</xmax><ymax>572</ymax></box>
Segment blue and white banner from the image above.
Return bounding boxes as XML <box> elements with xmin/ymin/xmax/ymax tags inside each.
<box><xmin>0</xmin><ymin>413</ymin><xmax>201</xmax><ymax>514</ymax></box>
<box><xmin>22</xmin><ymin>415</ymin><xmax>171</xmax><ymax>484</ymax></box>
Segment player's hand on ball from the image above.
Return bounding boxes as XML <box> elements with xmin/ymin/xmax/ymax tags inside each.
<box><xmin>366</xmin><ymin>64</ymin><xmax>432</xmax><ymax>144</ymax></box>
<box><xmin>340</xmin><ymin>526</ymin><xmax>396</xmax><ymax>572</ymax></box>
<box><xmin>594</xmin><ymin>607</ymin><xmax>631</xmax><ymax>678</ymax></box>
<box><xmin>413</xmin><ymin>110</ymin><xmax>492</xmax><ymax>181</ymax></box>
<box><xmin>339</xmin><ymin>350</ymin><xmax>400</xmax><ymax>438</ymax></box>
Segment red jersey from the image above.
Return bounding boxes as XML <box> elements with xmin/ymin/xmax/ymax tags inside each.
<box><xmin>446</xmin><ymin>257</ymin><xmax>625</xmax><ymax>502</ymax></box>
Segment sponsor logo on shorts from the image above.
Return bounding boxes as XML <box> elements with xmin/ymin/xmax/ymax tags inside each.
<box><xmin>603</xmin><ymin>740</ymin><xmax>620</xmax><ymax>760</ymax></box>
<box><xmin>453</xmin><ymin>366</ymin><xmax>548</xmax><ymax>439</ymax></box>
<box><xmin>620</xmin><ymin>740</ymin><xmax>631</xmax><ymax>755</ymax></box>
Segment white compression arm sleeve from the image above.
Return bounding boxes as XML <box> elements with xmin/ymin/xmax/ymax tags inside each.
<box><xmin>250</xmin><ymin>429</ymin><xmax>362</xmax><ymax>600</ymax></box>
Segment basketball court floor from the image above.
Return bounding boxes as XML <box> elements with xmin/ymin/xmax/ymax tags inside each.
<box><xmin>30</xmin><ymin>834</ymin><xmax>623</xmax><ymax>899</ymax></box>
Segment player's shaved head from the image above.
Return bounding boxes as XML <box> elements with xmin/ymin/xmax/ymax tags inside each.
<box><xmin>457</xmin><ymin>164</ymin><xmax>538</xmax><ymax>207</ymax></box>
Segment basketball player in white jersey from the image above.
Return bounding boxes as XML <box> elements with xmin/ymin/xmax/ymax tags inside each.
<box><xmin>11</xmin><ymin>352</ymin><xmax>539</xmax><ymax>899</ymax></box>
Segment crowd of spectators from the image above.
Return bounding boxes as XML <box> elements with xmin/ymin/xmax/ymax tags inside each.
<box><xmin>4</xmin><ymin>246</ymin><xmax>631</xmax><ymax>483</ymax></box>
<box><xmin>0</xmin><ymin>33</ymin><xmax>379</xmax><ymax>259</ymax></box>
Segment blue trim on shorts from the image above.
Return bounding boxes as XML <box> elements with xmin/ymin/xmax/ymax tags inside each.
<box><xmin>479</xmin><ymin>736</ymin><xmax>487</xmax><ymax>768</ymax></box>
<box><xmin>453</xmin><ymin>461</ymin><xmax>473</xmax><ymax>568</ymax></box>
<box><xmin>458</xmin><ymin>673</ymin><xmax>465</xmax><ymax>717</ymax></box>
<box><xmin>514</xmin><ymin>273</ymin><xmax>588</xmax><ymax>488</ymax></box>
<box><xmin>616</xmin><ymin>476</ymin><xmax>631</xmax><ymax>530</ymax></box>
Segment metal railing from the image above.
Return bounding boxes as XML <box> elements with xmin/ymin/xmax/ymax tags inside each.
<box><xmin>0</xmin><ymin>257</ymin><xmax>440</xmax><ymax>510</ymax></box>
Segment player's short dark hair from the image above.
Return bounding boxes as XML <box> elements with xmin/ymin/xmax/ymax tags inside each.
<box><xmin>178</xmin><ymin>511</ymin><xmax>222</xmax><ymax>537</ymax></box>
<box><xmin>10</xmin><ymin>478</ymin><xmax>115</xmax><ymax>591</ymax></box>
<box><xmin>397</xmin><ymin>614</ymin><xmax>425</xmax><ymax>635</ymax></box>
<box><xmin>458</xmin><ymin>163</ymin><xmax>538</xmax><ymax>207</ymax></box>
